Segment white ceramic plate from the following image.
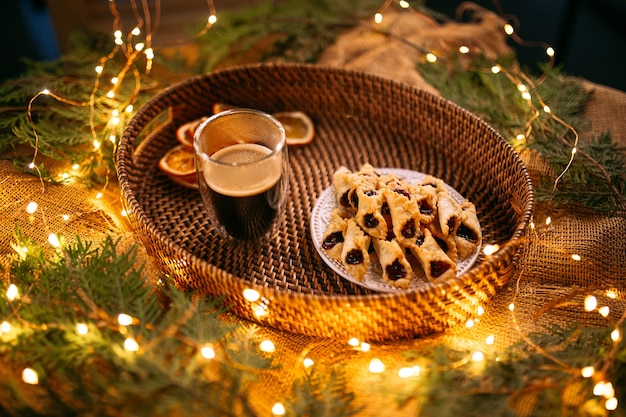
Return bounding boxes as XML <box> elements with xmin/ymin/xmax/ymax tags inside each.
<box><xmin>311</xmin><ymin>168</ymin><xmax>481</xmax><ymax>292</ymax></box>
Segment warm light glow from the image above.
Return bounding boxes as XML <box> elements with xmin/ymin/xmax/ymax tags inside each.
<box><xmin>135</xmin><ymin>42</ymin><xmax>145</xmax><ymax>52</ymax></box>
<box><xmin>260</xmin><ymin>340</ymin><xmax>276</xmax><ymax>353</ymax></box>
<box><xmin>483</xmin><ymin>244</ymin><xmax>499</xmax><ymax>256</ymax></box>
<box><xmin>426</xmin><ymin>53</ymin><xmax>438</xmax><ymax>63</ymax></box>
<box><xmin>398</xmin><ymin>367</ymin><xmax>413</xmax><ymax>378</ymax></box>
<box><xmin>571</xmin><ymin>253</ymin><xmax>581</xmax><ymax>261</ymax></box>
<box><xmin>374</xmin><ymin>13</ymin><xmax>383</xmax><ymax>24</ymax></box>
<box><xmin>546</xmin><ymin>46</ymin><xmax>555</xmax><ymax>57</ymax></box>
<box><xmin>471</xmin><ymin>351</ymin><xmax>485</xmax><ymax>362</ymax></box>
<box><xmin>6</xmin><ymin>284</ymin><xmax>19</xmax><ymax>301</ymax></box>
<box><xmin>145</xmin><ymin>48</ymin><xmax>154</xmax><ymax>60</ymax></box>
<box><xmin>272</xmin><ymin>402</ymin><xmax>286</xmax><ymax>416</ymax></box>
<box><xmin>243</xmin><ymin>288</ymin><xmax>261</xmax><ymax>302</ymax></box>
<box><xmin>93</xmin><ymin>139</ymin><xmax>101</xmax><ymax>150</ymax></box>
<box><xmin>48</xmin><ymin>233</ymin><xmax>61</xmax><ymax>248</ymax></box>
<box><xmin>485</xmin><ymin>334</ymin><xmax>495</xmax><ymax>345</ymax></box>
<box><xmin>95</xmin><ymin>65</ymin><xmax>103</xmax><ymax>74</ymax></box>
<box><xmin>517</xmin><ymin>84</ymin><xmax>528</xmax><ymax>92</ymax></box>
<box><xmin>581</xmin><ymin>366</ymin><xmax>595</xmax><ymax>378</ymax></box>
<box><xmin>465</xmin><ymin>319</ymin><xmax>475</xmax><ymax>328</ymax></box>
<box><xmin>477</xmin><ymin>306</ymin><xmax>485</xmax><ymax>316</ymax></box>
<box><xmin>598</xmin><ymin>306</ymin><xmax>610</xmax><ymax>317</ymax></box>
<box><xmin>131</xmin><ymin>27</ymin><xmax>141</xmax><ymax>36</ymax></box>
<box><xmin>611</xmin><ymin>329</ymin><xmax>621</xmax><ymax>342</ymax></box>
<box><xmin>545</xmin><ymin>216</ymin><xmax>552</xmax><ymax>226</ymax></box>
<box><xmin>26</xmin><ymin>201</ymin><xmax>38</xmax><ymax>214</ymax></box>
<box><xmin>96</xmin><ymin>192</ymin><xmax>103</xmax><ymax>199</ymax></box>
<box><xmin>605</xmin><ymin>397</ymin><xmax>618</xmax><ymax>411</ymax></box>
<box><xmin>594</xmin><ymin>381</ymin><xmax>615</xmax><ymax>399</ymax></box>
<box><xmin>109</xmin><ymin>135</ymin><xmax>116</xmax><ymax>143</ymax></box>
<box><xmin>124</xmin><ymin>337</ymin><xmax>140</xmax><ymax>352</ymax></box>
<box><xmin>111</xmin><ymin>77</ymin><xmax>119</xmax><ymax>85</ymax></box>
<box><xmin>125</xmin><ymin>104</ymin><xmax>134</xmax><ymax>113</ymax></box>
<box><xmin>303</xmin><ymin>358</ymin><xmax>314</xmax><ymax>368</ymax></box>
<box><xmin>106</xmin><ymin>91</ymin><xmax>115</xmax><ymax>99</ymax></box>
<box><xmin>118</xmin><ymin>313</ymin><xmax>133</xmax><ymax>326</ymax></box>
<box><xmin>503</xmin><ymin>23</ymin><xmax>514</xmax><ymax>35</ymax></box>
<box><xmin>606</xmin><ymin>290</ymin><xmax>618</xmax><ymax>299</ymax></box>
<box><xmin>508</xmin><ymin>303</ymin><xmax>515</xmax><ymax>311</ymax></box>
<box><xmin>491</xmin><ymin>65</ymin><xmax>501</xmax><ymax>74</ymax></box>
<box><xmin>369</xmin><ymin>358</ymin><xmax>385</xmax><ymax>373</ymax></box>
<box><xmin>360</xmin><ymin>342</ymin><xmax>371</xmax><ymax>352</ymax></box>
<box><xmin>543</xmin><ymin>105</ymin><xmax>551</xmax><ymax>113</ymax></box>
<box><xmin>459</xmin><ymin>45</ymin><xmax>470</xmax><ymax>54</ymax></box>
<box><xmin>62</xmin><ymin>214</ymin><xmax>70</xmax><ymax>221</ymax></box>
<box><xmin>584</xmin><ymin>295</ymin><xmax>597</xmax><ymax>312</ymax></box>
<box><xmin>0</xmin><ymin>321</ymin><xmax>10</xmax><ymax>333</ymax></box>
<box><xmin>201</xmin><ymin>344</ymin><xmax>215</xmax><ymax>359</ymax></box>
<box><xmin>76</xmin><ymin>323</ymin><xmax>89</xmax><ymax>335</ymax></box>
<box><xmin>516</xmin><ymin>133</ymin><xmax>525</xmax><ymax>141</ymax></box>
<box><xmin>348</xmin><ymin>337</ymin><xmax>360</xmax><ymax>347</ymax></box>
<box><xmin>208</xmin><ymin>14</ymin><xmax>217</xmax><ymax>25</ymax></box>
<box><xmin>521</xmin><ymin>91</ymin><xmax>532</xmax><ymax>100</ymax></box>
<box><xmin>399</xmin><ymin>0</ymin><xmax>410</xmax><ymax>8</ymax></box>
<box><xmin>22</xmin><ymin>368</ymin><xmax>39</xmax><ymax>385</ymax></box>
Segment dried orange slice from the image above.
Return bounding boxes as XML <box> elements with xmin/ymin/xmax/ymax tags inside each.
<box><xmin>176</xmin><ymin>118</ymin><xmax>206</xmax><ymax>149</ymax></box>
<box><xmin>273</xmin><ymin>111</ymin><xmax>315</xmax><ymax>146</ymax></box>
<box><xmin>158</xmin><ymin>145</ymin><xmax>198</xmax><ymax>189</ymax></box>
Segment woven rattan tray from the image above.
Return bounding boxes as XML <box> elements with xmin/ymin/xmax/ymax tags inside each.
<box><xmin>117</xmin><ymin>63</ymin><xmax>533</xmax><ymax>341</ymax></box>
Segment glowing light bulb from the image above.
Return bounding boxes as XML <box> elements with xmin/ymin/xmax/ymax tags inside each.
<box><xmin>477</xmin><ymin>306</ymin><xmax>485</xmax><ymax>316</ymax></box>
<box><xmin>243</xmin><ymin>288</ymin><xmax>260</xmax><ymax>302</ymax></box>
<box><xmin>459</xmin><ymin>45</ymin><xmax>470</xmax><ymax>54</ymax></box>
<box><xmin>22</xmin><ymin>368</ymin><xmax>39</xmax><ymax>384</ymax></box>
<box><xmin>0</xmin><ymin>321</ymin><xmax>10</xmax><ymax>333</ymax></box>
<box><xmin>348</xmin><ymin>337</ymin><xmax>360</xmax><ymax>347</ymax></box>
<box><xmin>96</xmin><ymin>192</ymin><xmax>103</xmax><ymax>199</ymax></box>
<box><xmin>131</xmin><ymin>27</ymin><xmax>141</xmax><ymax>36</ymax></box>
<box><xmin>115</xmin><ymin>38</ymin><xmax>124</xmax><ymax>46</ymax></box>
<box><xmin>545</xmin><ymin>216</ymin><xmax>552</xmax><ymax>226</ymax></box>
<box><xmin>208</xmin><ymin>14</ymin><xmax>217</xmax><ymax>24</ymax></box>
<box><xmin>543</xmin><ymin>105</ymin><xmax>551</xmax><ymax>113</ymax></box>
<box><xmin>472</xmin><ymin>351</ymin><xmax>485</xmax><ymax>362</ymax></box>
<box><xmin>483</xmin><ymin>244</ymin><xmax>499</xmax><ymax>256</ymax></box>
<box><xmin>303</xmin><ymin>358</ymin><xmax>314</xmax><ymax>368</ymax></box>
<box><xmin>6</xmin><ymin>284</ymin><xmax>19</xmax><ymax>301</ymax></box>
<box><xmin>581</xmin><ymin>366</ymin><xmax>595</xmax><ymax>378</ymax></box>
<box><xmin>374</xmin><ymin>13</ymin><xmax>383</xmax><ymax>24</ymax></box>
<box><xmin>606</xmin><ymin>397</ymin><xmax>618</xmax><ymax>411</ymax></box>
<box><xmin>426</xmin><ymin>53</ymin><xmax>438</xmax><ymax>63</ymax></box>
<box><xmin>93</xmin><ymin>139</ymin><xmax>101</xmax><ymax>150</ymax></box>
<box><xmin>606</xmin><ymin>290</ymin><xmax>618</xmax><ymax>299</ymax></box>
<box><xmin>114</xmin><ymin>30</ymin><xmax>122</xmax><ymax>39</ymax></box>
<box><xmin>260</xmin><ymin>340</ymin><xmax>275</xmax><ymax>353</ymax></box>
<box><xmin>111</xmin><ymin>77</ymin><xmax>119</xmax><ymax>85</ymax></box>
<box><xmin>517</xmin><ymin>84</ymin><xmax>528</xmax><ymax>92</ymax></box>
<box><xmin>125</xmin><ymin>104</ymin><xmax>134</xmax><ymax>113</ymax></box>
<box><xmin>546</xmin><ymin>46</ymin><xmax>555</xmax><ymax>57</ymax></box>
<box><xmin>491</xmin><ymin>65</ymin><xmax>501</xmax><ymax>74</ymax></box>
<box><xmin>26</xmin><ymin>201</ymin><xmax>38</xmax><ymax>214</ymax></box>
<box><xmin>369</xmin><ymin>358</ymin><xmax>385</xmax><ymax>373</ymax></box>
<box><xmin>109</xmin><ymin>135</ymin><xmax>116</xmax><ymax>143</ymax></box>
<box><xmin>571</xmin><ymin>254</ymin><xmax>581</xmax><ymax>261</ymax></box>
<box><xmin>399</xmin><ymin>0</ymin><xmax>410</xmax><ymax>8</ymax></box>
<box><xmin>95</xmin><ymin>65</ymin><xmax>103</xmax><ymax>74</ymax></box>
<box><xmin>508</xmin><ymin>303</ymin><xmax>515</xmax><ymax>312</ymax></box>
<box><xmin>124</xmin><ymin>337</ymin><xmax>139</xmax><ymax>352</ymax></box>
<box><xmin>76</xmin><ymin>323</ymin><xmax>89</xmax><ymax>335</ymax></box>
<box><xmin>62</xmin><ymin>214</ymin><xmax>70</xmax><ymax>221</ymax></box>
<box><xmin>118</xmin><ymin>313</ymin><xmax>133</xmax><ymax>326</ymax></box>
<box><xmin>598</xmin><ymin>306</ymin><xmax>610</xmax><ymax>317</ymax></box>
<box><xmin>144</xmin><ymin>48</ymin><xmax>154</xmax><ymax>60</ymax></box>
<box><xmin>360</xmin><ymin>342</ymin><xmax>371</xmax><ymax>352</ymax></box>
<box><xmin>106</xmin><ymin>91</ymin><xmax>114</xmax><ymax>99</ymax></box>
<box><xmin>485</xmin><ymin>334</ymin><xmax>495</xmax><ymax>345</ymax></box>
<box><xmin>398</xmin><ymin>367</ymin><xmax>413</xmax><ymax>378</ymax></box>
<box><xmin>503</xmin><ymin>23</ymin><xmax>514</xmax><ymax>35</ymax></box>
<box><xmin>28</xmin><ymin>162</ymin><xmax>36</xmax><ymax>169</ymax></box>
<box><xmin>516</xmin><ymin>133</ymin><xmax>526</xmax><ymax>141</ymax></box>
<box><xmin>48</xmin><ymin>233</ymin><xmax>61</xmax><ymax>248</ymax></box>
<box><xmin>272</xmin><ymin>402</ymin><xmax>286</xmax><ymax>416</ymax></box>
<box><xmin>201</xmin><ymin>344</ymin><xmax>215</xmax><ymax>359</ymax></box>
<box><xmin>521</xmin><ymin>91</ymin><xmax>532</xmax><ymax>100</ymax></box>
<box><xmin>611</xmin><ymin>329</ymin><xmax>621</xmax><ymax>342</ymax></box>
<box><xmin>465</xmin><ymin>319</ymin><xmax>475</xmax><ymax>328</ymax></box>
<box><xmin>584</xmin><ymin>295</ymin><xmax>597</xmax><ymax>312</ymax></box>
<box><xmin>135</xmin><ymin>42</ymin><xmax>145</xmax><ymax>52</ymax></box>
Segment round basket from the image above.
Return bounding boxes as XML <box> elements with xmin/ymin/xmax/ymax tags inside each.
<box><xmin>117</xmin><ymin>63</ymin><xmax>533</xmax><ymax>341</ymax></box>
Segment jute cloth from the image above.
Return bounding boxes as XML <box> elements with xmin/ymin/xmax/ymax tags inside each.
<box><xmin>1</xmin><ymin>4</ymin><xmax>625</xmax><ymax>416</ymax></box>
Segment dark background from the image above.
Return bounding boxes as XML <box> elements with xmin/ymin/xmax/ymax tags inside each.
<box><xmin>1</xmin><ymin>0</ymin><xmax>625</xmax><ymax>91</ymax></box>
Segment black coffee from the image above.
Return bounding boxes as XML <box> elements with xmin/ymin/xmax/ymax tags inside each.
<box><xmin>203</xmin><ymin>143</ymin><xmax>284</xmax><ymax>241</ymax></box>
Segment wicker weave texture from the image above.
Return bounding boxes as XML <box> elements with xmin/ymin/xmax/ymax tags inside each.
<box><xmin>117</xmin><ymin>63</ymin><xmax>533</xmax><ymax>341</ymax></box>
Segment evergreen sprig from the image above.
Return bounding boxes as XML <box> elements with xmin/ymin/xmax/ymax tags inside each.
<box><xmin>419</xmin><ymin>57</ymin><xmax>626</xmax><ymax>215</ymax></box>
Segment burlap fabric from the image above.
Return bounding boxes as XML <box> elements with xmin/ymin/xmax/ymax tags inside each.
<box><xmin>1</xmin><ymin>4</ymin><xmax>625</xmax><ymax>416</ymax></box>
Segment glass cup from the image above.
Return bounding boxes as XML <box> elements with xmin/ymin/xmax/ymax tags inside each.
<box><xmin>194</xmin><ymin>108</ymin><xmax>289</xmax><ymax>242</ymax></box>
